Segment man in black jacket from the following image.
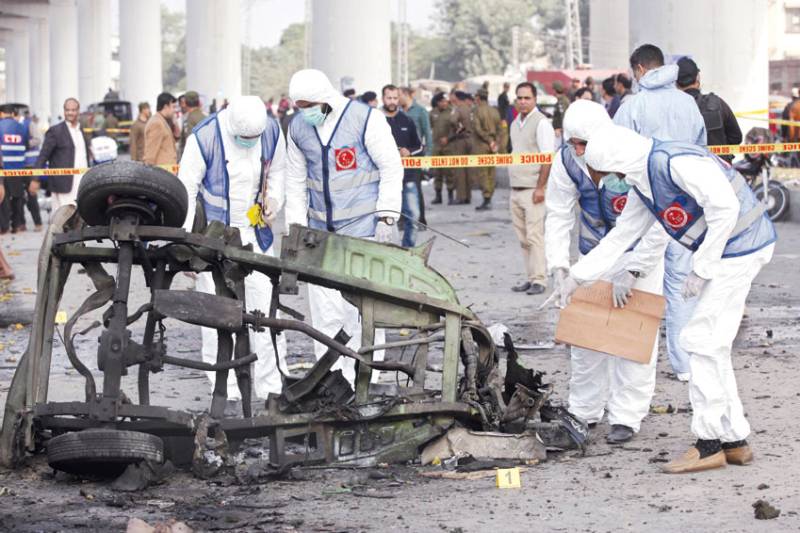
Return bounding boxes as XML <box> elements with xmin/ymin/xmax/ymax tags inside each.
<box><xmin>382</xmin><ymin>84</ymin><xmax>423</xmax><ymax>248</ymax></box>
<box><xmin>34</xmin><ymin>98</ymin><xmax>92</xmax><ymax>209</ymax></box>
<box><xmin>677</xmin><ymin>57</ymin><xmax>742</xmax><ymax>162</ymax></box>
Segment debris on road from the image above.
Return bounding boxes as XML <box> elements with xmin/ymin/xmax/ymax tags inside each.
<box><xmin>753</xmin><ymin>499</ymin><xmax>781</xmax><ymax>520</ymax></box>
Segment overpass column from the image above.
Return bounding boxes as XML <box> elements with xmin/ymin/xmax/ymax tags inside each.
<box><xmin>186</xmin><ymin>0</ymin><xmax>242</xmax><ymax>104</ymax></box>
<box><xmin>49</xmin><ymin>0</ymin><xmax>79</xmax><ymax>121</ymax></box>
<box><xmin>77</xmin><ymin>0</ymin><xmax>112</xmax><ymax>105</ymax></box>
<box><xmin>119</xmin><ymin>0</ymin><xmax>162</xmax><ymax>110</ymax></box>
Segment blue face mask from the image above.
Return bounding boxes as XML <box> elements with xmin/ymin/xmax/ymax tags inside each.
<box><xmin>302</xmin><ymin>105</ymin><xmax>327</xmax><ymax>126</ymax></box>
<box><xmin>234</xmin><ymin>135</ymin><xmax>259</xmax><ymax>149</ymax></box>
<box><xmin>602</xmin><ymin>173</ymin><xmax>631</xmax><ymax>194</ymax></box>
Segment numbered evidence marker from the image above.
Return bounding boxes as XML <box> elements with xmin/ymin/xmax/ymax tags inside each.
<box><xmin>55</xmin><ymin>311</ymin><xmax>68</xmax><ymax>325</ymax></box>
<box><xmin>496</xmin><ymin>467</ymin><xmax>521</xmax><ymax>489</ymax></box>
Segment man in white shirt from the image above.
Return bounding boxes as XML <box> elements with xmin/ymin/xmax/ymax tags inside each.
<box><xmin>34</xmin><ymin>98</ymin><xmax>91</xmax><ymax>209</ymax></box>
<box><xmin>508</xmin><ymin>82</ymin><xmax>555</xmax><ymax>295</ymax></box>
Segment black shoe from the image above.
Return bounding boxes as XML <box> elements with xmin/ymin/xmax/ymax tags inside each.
<box><xmin>511</xmin><ymin>281</ymin><xmax>531</xmax><ymax>293</ymax></box>
<box><xmin>526</xmin><ymin>283</ymin><xmax>546</xmax><ymax>295</ymax></box>
<box><xmin>432</xmin><ymin>191</ymin><xmax>443</xmax><ymax>204</ymax></box>
<box><xmin>606</xmin><ymin>424</ymin><xmax>635</xmax><ymax>444</ymax></box>
<box><xmin>475</xmin><ymin>199</ymin><xmax>491</xmax><ymax>211</ymax></box>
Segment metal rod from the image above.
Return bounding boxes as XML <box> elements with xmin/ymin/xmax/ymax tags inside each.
<box><xmin>359</xmin><ymin>331</ymin><xmax>444</xmax><ymax>354</ymax></box>
<box><xmin>162</xmin><ymin>353</ymin><xmax>257</xmax><ymax>372</ymax></box>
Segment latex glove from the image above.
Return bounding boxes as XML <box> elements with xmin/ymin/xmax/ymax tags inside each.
<box><xmin>611</xmin><ymin>270</ymin><xmax>637</xmax><ymax>308</ymax></box>
<box><xmin>263</xmin><ymin>198</ymin><xmax>279</xmax><ymax>227</ymax></box>
<box><xmin>374</xmin><ymin>220</ymin><xmax>397</xmax><ymax>243</ymax></box>
<box><xmin>682</xmin><ymin>271</ymin><xmax>708</xmax><ymax>300</ymax></box>
<box><xmin>540</xmin><ymin>268</ymin><xmax>579</xmax><ymax>309</ymax></box>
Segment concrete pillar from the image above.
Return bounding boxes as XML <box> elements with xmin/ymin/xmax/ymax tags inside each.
<box><xmin>78</xmin><ymin>0</ymin><xmax>112</xmax><ymax>105</ymax></box>
<box><xmin>310</xmin><ymin>0</ymin><xmax>391</xmax><ymax>94</ymax></box>
<box><xmin>629</xmin><ymin>0</ymin><xmax>768</xmax><ymax>133</ymax></box>
<box><xmin>49</xmin><ymin>0</ymin><xmax>80</xmax><ymax>122</ymax></box>
<box><xmin>186</xmin><ymin>0</ymin><xmax>242</xmax><ymax>103</ymax></box>
<box><xmin>119</xmin><ymin>0</ymin><xmax>162</xmax><ymax>110</ymax></box>
<box><xmin>0</xmin><ymin>36</ymin><xmax>13</xmax><ymax>103</ymax></box>
<box><xmin>28</xmin><ymin>17</ymin><xmax>50</xmax><ymax>121</ymax></box>
<box><xmin>11</xmin><ymin>28</ymin><xmax>31</xmax><ymax>105</ymax></box>
<box><xmin>588</xmin><ymin>0</ymin><xmax>630</xmax><ymax>69</ymax></box>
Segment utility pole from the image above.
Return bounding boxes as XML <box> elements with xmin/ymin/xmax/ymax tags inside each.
<box><xmin>242</xmin><ymin>0</ymin><xmax>254</xmax><ymax>94</ymax></box>
<box><xmin>304</xmin><ymin>0</ymin><xmax>312</xmax><ymax>69</ymax></box>
<box><xmin>511</xmin><ymin>26</ymin><xmax>520</xmax><ymax>73</ymax></box>
<box><xmin>565</xmin><ymin>0</ymin><xmax>583</xmax><ymax>69</ymax></box>
<box><xmin>396</xmin><ymin>0</ymin><xmax>408</xmax><ymax>86</ymax></box>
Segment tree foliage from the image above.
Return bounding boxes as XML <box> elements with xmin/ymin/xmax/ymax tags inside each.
<box><xmin>246</xmin><ymin>23</ymin><xmax>306</xmax><ymax>100</ymax></box>
<box><xmin>161</xmin><ymin>5</ymin><xmax>186</xmax><ymax>93</ymax></box>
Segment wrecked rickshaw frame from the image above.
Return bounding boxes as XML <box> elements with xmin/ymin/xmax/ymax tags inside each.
<box><xmin>0</xmin><ymin>207</ymin><xmax>501</xmax><ymax>468</ymax></box>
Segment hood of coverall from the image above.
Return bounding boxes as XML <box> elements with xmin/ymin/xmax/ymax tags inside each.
<box><xmin>638</xmin><ymin>64</ymin><xmax>680</xmax><ymax>91</ymax></box>
<box><xmin>584</xmin><ymin>124</ymin><xmax>653</xmax><ymax>188</ymax></box>
<box><xmin>563</xmin><ymin>99</ymin><xmax>613</xmax><ymax>142</ymax></box>
<box><xmin>225</xmin><ymin>96</ymin><xmax>267</xmax><ymax>137</ymax></box>
<box><xmin>289</xmin><ymin>69</ymin><xmax>343</xmax><ymax>110</ymax></box>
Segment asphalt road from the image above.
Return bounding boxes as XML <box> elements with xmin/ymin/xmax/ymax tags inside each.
<box><xmin>0</xmin><ymin>183</ymin><xmax>798</xmax><ymax>532</ymax></box>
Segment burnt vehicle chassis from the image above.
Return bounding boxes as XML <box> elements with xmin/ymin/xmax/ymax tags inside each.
<box><xmin>0</xmin><ymin>162</ymin><xmax>558</xmax><ymax>472</ymax></box>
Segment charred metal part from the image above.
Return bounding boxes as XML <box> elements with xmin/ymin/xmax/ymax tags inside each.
<box><xmin>0</xmin><ymin>164</ymin><xmax>573</xmax><ymax>474</ymax></box>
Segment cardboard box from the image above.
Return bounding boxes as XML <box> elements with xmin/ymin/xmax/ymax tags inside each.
<box><xmin>555</xmin><ymin>281</ymin><xmax>665</xmax><ymax>364</ymax></box>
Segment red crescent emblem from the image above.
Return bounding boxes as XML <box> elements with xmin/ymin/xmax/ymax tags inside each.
<box><xmin>611</xmin><ymin>195</ymin><xmax>627</xmax><ymax>214</ymax></box>
<box><xmin>335</xmin><ymin>147</ymin><xmax>357</xmax><ymax>171</ymax></box>
<box><xmin>660</xmin><ymin>202</ymin><xmax>693</xmax><ymax>229</ymax></box>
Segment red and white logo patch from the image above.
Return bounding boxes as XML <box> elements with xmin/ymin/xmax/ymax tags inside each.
<box><xmin>660</xmin><ymin>202</ymin><xmax>693</xmax><ymax>229</ymax></box>
<box><xmin>335</xmin><ymin>147</ymin><xmax>357</xmax><ymax>171</ymax></box>
<box><xmin>3</xmin><ymin>133</ymin><xmax>22</xmax><ymax>144</ymax></box>
<box><xmin>611</xmin><ymin>195</ymin><xmax>627</xmax><ymax>214</ymax></box>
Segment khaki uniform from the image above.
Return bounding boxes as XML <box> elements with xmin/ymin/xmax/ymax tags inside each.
<box><xmin>179</xmin><ymin>108</ymin><xmax>206</xmax><ymax>159</ymax></box>
<box><xmin>448</xmin><ymin>103</ymin><xmax>474</xmax><ymax>202</ymax></box>
<box><xmin>471</xmin><ymin>101</ymin><xmax>502</xmax><ymax>200</ymax></box>
<box><xmin>129</xmin><ymin>118</ymin><xmax>147</xmax><ymax>161</ymax></box>
<box><xmin>430</xmin><ymin>106</ymin><xmax>454</xmax><ymax>194</ymax></box>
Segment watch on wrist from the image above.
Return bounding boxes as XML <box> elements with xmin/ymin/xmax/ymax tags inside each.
<box><xmin>380</xmin><ymin>216</ymin><xmax>395</xmax><ymax>226</ymax></box>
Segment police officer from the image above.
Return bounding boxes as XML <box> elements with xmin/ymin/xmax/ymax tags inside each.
<box><xmin>471</xmin><ymin>88</ymin><xmax>502</xmax><ymax>210</ymax></box>
<box><xmin>0</xmin><ymin>104</ymin><xmax>31</xmax><ymax>234</ymax></box>
<box><xmin>430</xmin><ymin>92</ymin><xmax>454</xmax><ymax>205</ymax></box>
<box><xmin>676</xmin><ymin>57</ymin><xmax>742</xmax><ymax>163</ymax></box>
<box><xmin>448</xmin><ymin>91</ymin><xmax>474</xmax><ymax>205</ymax></box>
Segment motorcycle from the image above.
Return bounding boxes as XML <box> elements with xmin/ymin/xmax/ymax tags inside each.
<box><xmin>732</xmin><ymin>128</ymin><xmax>790</xmax><ymax>222</ymax></box>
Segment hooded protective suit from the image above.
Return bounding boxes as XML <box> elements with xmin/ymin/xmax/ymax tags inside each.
<box><xmin>179</xmin><ymin>95</ymin><xmax>288</xmax><ymax>400</ymax></box>
<box><xmin>546</xmin><ymin>101</ymin><xmax>667</xmax><ymax>431</ymax></box>
<box><xmin>614</xmin><ymin>63</ymin><xmax>709</xmax><ymax>378</ymax></box>
<box><xmin>575</xmin><ymin>124</ymin><xmax>775</xmax><ymax>443</ymax></box>
<box><xmin>285</xmin><ymin>69</ymin><xmax>403</xmax><ymax>383</ymax></box>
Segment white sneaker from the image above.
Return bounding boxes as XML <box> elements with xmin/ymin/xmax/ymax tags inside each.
<box><xmin>676</xmin><ymin>372</ymin><xmax>691</xmax><ymax>382</ymax></box>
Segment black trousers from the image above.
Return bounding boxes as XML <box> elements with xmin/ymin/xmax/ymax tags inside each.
<box><xmin>0</xmin><ymin>196</ymin><xmax>9</xmax><ymax>232</ymax></box>
<box><xmin>9</xmin><ymin>196</ymin><xmax>26</xmax><ymax>230</ymax></box>
<box><xmin>26</xmin><ymin>190</ymin><xmax>42</xmax><ymax>226</ymax></box>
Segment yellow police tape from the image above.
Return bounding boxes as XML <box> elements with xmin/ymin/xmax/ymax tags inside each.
<box><xmin>2</xmin><ymin>142</ymin><xmax>800</xmax><ymax>178</ymax></box>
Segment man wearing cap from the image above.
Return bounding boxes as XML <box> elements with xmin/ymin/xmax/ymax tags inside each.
<box><xmin>471</xmin><ymin>88</ymin><xmax>502</xmax><ymax>210</ymax></box>
<box><xmin>449</xmin><ymin>91</ymin><xmax>475</xmax><ymax>204</ymax></box>
<box><xmin>179</xmin><ymin>91</ymin><xmax>206</xmax><ymax>159</ymax></box>
<box><xmin>676</xmin><ymin>57</ymin><xmax>742</xmax><ymax>163</ymax></box>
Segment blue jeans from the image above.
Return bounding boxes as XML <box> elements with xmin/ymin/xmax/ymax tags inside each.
<box><xmin>401</xmin><ymin>181</ymin><xmax>420</xmax><ymax>247</ymax></box>
<box><xmin>663</xmin><ymin>240</ymin><xmax>698</xmax><ymax>375</ymax></box>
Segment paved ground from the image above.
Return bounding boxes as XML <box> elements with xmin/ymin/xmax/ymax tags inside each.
<box><xmin>0</xmin><ymin>182</ymin><xmax>798</xmax><ymax>532</ymax></box>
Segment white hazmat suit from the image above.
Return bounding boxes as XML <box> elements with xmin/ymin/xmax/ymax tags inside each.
<box><xmin>178</xmin><ymin>96</ymin><xmax>288</xmax><ymax>400</ymax></box>
<box><xmin>546</xmin><ymin>101</ymin><xmax>668</xmax><ymax>432</ymax></box>
<box><xmin>285</xmin><ymin>69</ymin><xmax>403</xmax><ymax>383</ymax></box>
<box><xmin>574</xmin><ymin>125</ymin><xmax>774</xmax><ymax>443</ymax></box>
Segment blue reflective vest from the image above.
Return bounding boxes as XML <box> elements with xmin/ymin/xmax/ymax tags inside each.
<box><xmin>635</xmin><ymin>140</ymin><xmax>776</xmax><ymax>258</ymax></box>
<box><xmin>0</xmin><ymin>117</ymin><xmax>28</xmax><ymax>170</ymax></box>
<box><xmin>289</xmin><ymin>100</ymin><xmax>381</xmax><ymax>238</ymax></box>
<box><xmin>22</xmin><ymin>118</ymin><xmax>39</xmax><ymax>167</ymax></box>
<box><xmin>193</xmin><ymin>113</ymin><xmax>279</xmax><ymax>252</ymax></box>
<box><xmin>562</xmin><ymin>145</ymin><xmax>630</xmax><ymax>255</ymax></box>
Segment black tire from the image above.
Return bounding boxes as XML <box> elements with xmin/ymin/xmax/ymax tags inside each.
<box><xmin>753</xmin><ymin>181</ymin><xmax>790</xmax><ymax>222</ymax></box>
<box><xmin>77</xmin><ymin>160</ymin><xmax>188</xmax><ymax>227</ymax></box>
<box><xmin>47</xmin><ymin>429</ymin><xmax>164</xmax><ymax>476</ymax></box>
